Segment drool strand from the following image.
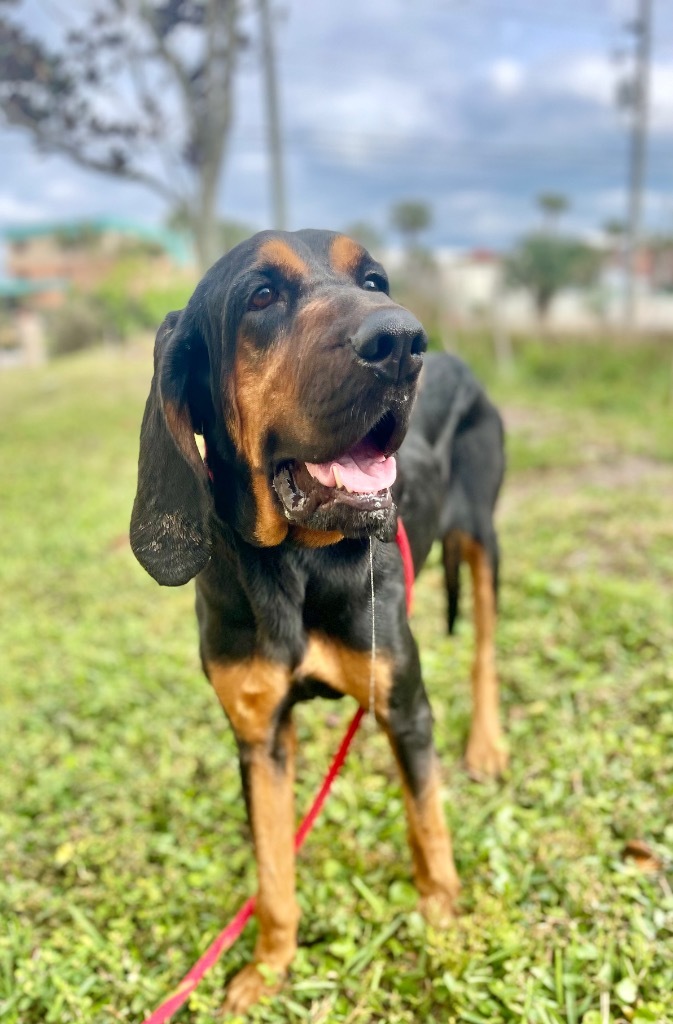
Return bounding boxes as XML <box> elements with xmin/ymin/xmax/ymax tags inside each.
<box><xmin>368</xmin><ymin>536</ymin><xmax>376</xmax><ymax>722</ymax></box>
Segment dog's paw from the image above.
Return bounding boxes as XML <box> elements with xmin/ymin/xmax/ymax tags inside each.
<box><xmin>222</xmin><ymin>963</ymin><xmax>284</xmax><ymax>1016</ymax></box>
<box><xmin>418</xmin><ymin>889</ymin><xmax>457</xmax><ymax>928</ymax></box>
<box><xmin>465</xmin><ymin>729</ymin><xmax>508</xmax><ymax>781</ymax></box>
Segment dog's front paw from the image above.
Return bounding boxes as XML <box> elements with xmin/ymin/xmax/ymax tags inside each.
<box><xmin>222</xmin><ymin>962</ymin><xmax>284</xmax><ymax>1016</ymax></box>
<box><xmin>419</xmin><ymin>889</ymin><xmax>457</xmax><ymax>928</ymax></box>
<box><xmin>465</xmin><ymin>728</ymin><xmax>508</xmax><ymax>781</ymax></box>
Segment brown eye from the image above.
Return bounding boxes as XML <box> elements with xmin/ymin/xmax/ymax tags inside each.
<box><xmin>249</xmin><ymin>285</ymin><xmax>279</xmax><ymax>310</ymax></box>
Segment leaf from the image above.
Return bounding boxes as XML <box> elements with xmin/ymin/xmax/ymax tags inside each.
<box><xmin>622</xmin><ymin>839</ymin><xmax>662</xmax><ymax>874</ymax></box>
<box><xmin>615</xmin><ymin>977</ymin><xmax>638</xmax><ymax>1005</ymax></box>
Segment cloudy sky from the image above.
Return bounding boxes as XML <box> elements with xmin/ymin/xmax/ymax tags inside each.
<box><xmin>1</xmin><ymin>0</ymin><xmax>672</xmax><ymax>249</ymax></box>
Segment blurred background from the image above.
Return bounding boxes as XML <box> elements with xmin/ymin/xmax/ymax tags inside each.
<box><xmin>0</xmin><ymin>0</ymin><xmax>671</xmax><ymax>360</ymax></box>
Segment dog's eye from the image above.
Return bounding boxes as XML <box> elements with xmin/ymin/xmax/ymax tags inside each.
<box><xmin>363</xmin><ymin>274</ymin><xmax>387</xmax><ymax>293</ymax></box>
<box><xmin>249</xmin><ymin>285</ymin><xmax>279</xmax><ymax>310</ymax></box>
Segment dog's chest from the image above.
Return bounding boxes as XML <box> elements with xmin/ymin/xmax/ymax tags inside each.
<box><xmin>244</xmin><ymin>543</ymin><xmax>374</xmax><ymax>657</ymax></box>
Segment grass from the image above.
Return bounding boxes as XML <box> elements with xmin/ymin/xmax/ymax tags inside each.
<box><xmin>1</xmin><ymin>336</ymin><xmax>672</xmax><ymax>1024</ymax></box>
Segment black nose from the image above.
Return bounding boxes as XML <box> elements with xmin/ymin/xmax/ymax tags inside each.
<box><xmin>349</xmin><ymin>308</ymin><xmax>427</xmax><ymax>383</ymax></box>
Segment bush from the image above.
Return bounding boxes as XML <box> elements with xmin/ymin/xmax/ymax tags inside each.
<box><xmin>48</xmin><ymin>297</ymin><xmax>105</xmax><ymax>357</ymax></box>
<box><xmin>133</xmin><ymin>280</ymin><xmax>196</xmax><ymax>327</ymax></box>
<box><xmin>92</xmin><ymin>257</ymin><xmax>196</xmax><ymax>341</ymax></box>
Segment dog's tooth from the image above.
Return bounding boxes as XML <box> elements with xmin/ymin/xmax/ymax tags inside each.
<box><xmin>332</xmin><ymin>465</ymin><xmax>353</xmax><ymax>492</ymax></box>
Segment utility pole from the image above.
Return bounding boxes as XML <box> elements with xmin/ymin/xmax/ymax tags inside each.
<box><xmin>258</xmin><ymin>0</ymin><xmax>287</xmax><ymax>230</ymax></box>
<box><xmin>624</xmin><ymin>0</ymin><xmax>653</xmax><ymax>332</ymax></box>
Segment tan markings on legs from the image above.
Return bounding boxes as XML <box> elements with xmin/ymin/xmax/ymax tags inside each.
<box><xmin>207</xmin><ymin>659</ymin><xmax>298</xmax><ymax>1014</ymax></box>
<box><xmin>299</xmin><ymin>635</ymin><xmax>458</xmax><ymax>922</ymax></box>
<box><xmin>224</xmin><ymin>729</ymin><xmax>299</xmax><ymax>1015</ymax></box>
<box><xmin>208</xmin><ymin>657</ymin><xmax>290</xmax><ymax>744</ymax></box>
<box><xmin>329</xmin><ymin>234</ymin><xmax>365</xmax><ymax>275</ymax></box>
<box><xmin>297</xmin><ymin>633</ymin><xmax>392</xmax><ymax>716</ymax></box>
<box><xmin>394</xmin><ymin>755</ymin><xmax>460</xmax><ymax>924</ymax></box>
<box><xmin>460</xmin><ymin>534</ymin><xmax>508</xmax><ymax>780</ymax></box>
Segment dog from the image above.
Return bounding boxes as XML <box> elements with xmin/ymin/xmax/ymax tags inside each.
<box><xmin>130</xmin><ymin>229</ymin><xmax>505</xmax><ymax>1013</ymax></box>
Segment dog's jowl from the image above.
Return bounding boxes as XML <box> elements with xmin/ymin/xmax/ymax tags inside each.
<box><xmin>130</xmin><ymin>229</ymin><xmax>505</xmax><ymax>1013</ymax></box>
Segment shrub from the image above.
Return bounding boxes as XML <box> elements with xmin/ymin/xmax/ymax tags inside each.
<box><xmin>48</xmin><ymin>297</ymin><xmax>105</xmax><ymax>356</ymax></box>
<box><xmin>93</xmin><ymin>257</ymin><xmax>196</xmax><ymax>340</ymax></box>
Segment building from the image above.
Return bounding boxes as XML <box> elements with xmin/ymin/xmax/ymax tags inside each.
<box><xmin>3</xmin><ymin>217</ymin><xmax>193</xmax><ymax>304</ymax></box>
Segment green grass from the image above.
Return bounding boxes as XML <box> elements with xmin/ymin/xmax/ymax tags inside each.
<box><xmin>1</xmin><ymin>338</ymin><xmax>672</xmax><ymax>1023</ymax></box>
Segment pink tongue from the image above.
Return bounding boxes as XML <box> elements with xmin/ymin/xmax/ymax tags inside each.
<box><xmin>305</xmin><ymin>442</ymin><xmax>396</xmax><ymax>493</ymax></box>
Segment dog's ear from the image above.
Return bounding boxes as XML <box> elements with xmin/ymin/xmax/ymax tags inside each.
<box><xmin>130</xmin><ymin>310</ymin><xmax>213</xmax><ymax>586</ymax></box>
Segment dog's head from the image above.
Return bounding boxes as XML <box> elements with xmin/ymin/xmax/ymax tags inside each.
<box><xmin>130</xmin><ymin>229</ymin><xmax>427</xmax><ymax>584</ymax></box>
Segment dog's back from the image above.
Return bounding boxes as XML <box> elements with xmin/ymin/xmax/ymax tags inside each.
<box><xmin>395</xmin><ymin>351</ymin><xmax>505</xmax><ymax>629</ymax></box>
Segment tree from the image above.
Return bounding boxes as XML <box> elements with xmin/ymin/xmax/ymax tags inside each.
<box><xmin>537</xmin><ymin>193</ymin><xmax>569</xmax><ymax>234</ymax></box>
<box><xmin>0</xmin><ymin>1</ymin><xmax>245</xmax><ymax>270</ymax></box>
<box><xmin>603</xmin><ymin>218</ymin><xmax>627</xmax><ymax>261</ymax></box>
<box><xmin>604</xmin><ymin>218</ymin><xmax>626</xmax><ymax>240</ymax></box>
<box><xmin>505</xmin><ymin>234</ymin><xmax>601</xmax><ymax>322</ymax></box>
<box><xmin>390</xmin><ymin>200</ymin><xmax>432</xmax><ymax>250</ymax></box>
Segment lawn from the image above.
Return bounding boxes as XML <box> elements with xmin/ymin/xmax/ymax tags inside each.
<box><xmin>1</xmin><ymin>334</ymin><xmax>672</xmax><ymax>1024</ymax></box>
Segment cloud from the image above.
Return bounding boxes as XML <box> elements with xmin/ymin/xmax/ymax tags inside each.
<box><xmin>1</xmin><ymin>0</ymin><xmax>671</xmax><ymax>253</ymax></box>
<box><xmin>292</xmin><ymin>75</ymin><xmax>449</xmax><ymax>169</ymax></box>
<box><xmin>487</xmin><ymin>59</ymin><xmax>525</xmax><ymax>98</ymax></box>
<box><xmin>650</xmin><ymin>64</ymin><xmax>673</xmax><ymax>133</ymax></box>
<box><xmin>545</xmin><ymin>55</ymin><xmax>616</xmax><ymax>107</ymax></box>
<box><xmin>0</xmin><ymin>193</ymin><xmax>46</xmax><ymax>223</ymax></box>
<box><xmin>434</xmin><ymin>190</ymin><xmax>537</xmax><ymax>246</ymax></box>
<box><xmin>541</xmin><ymin>54</ymin><xmax>673</xmax><ymax>134</ymax></box>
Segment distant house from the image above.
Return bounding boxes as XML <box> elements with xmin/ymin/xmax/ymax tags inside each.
<box><xmin>386</xmin><ymin>242</ymin><xmax>673</xmax><ymax>332</ymax></box>
<box><xmin>3</xmin><ymin>217</ymin><xmax>193</xmax><ymax>305</ymax></box>
<box><xmin>0</xmin><ymin>217</ymin><xmax>194</xmax><ymax>366</ymax></box>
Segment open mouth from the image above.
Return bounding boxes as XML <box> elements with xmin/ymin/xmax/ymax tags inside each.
<box><xmin>272</xmin><ymin>411</ymin><xmax>398</xmax><ymax>528</ymax></box>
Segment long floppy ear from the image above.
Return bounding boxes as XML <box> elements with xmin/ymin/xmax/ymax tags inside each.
<box><xmin>130</xmin><ymin>310</ymin><xmax>213</xmax><ymax>586</ymax></box>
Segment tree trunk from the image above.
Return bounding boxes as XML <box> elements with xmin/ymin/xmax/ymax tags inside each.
<box><xmin>194</xmin><ymin>168</ymin><xmax>221</xmax><ymax>272</ymax></box>
<box><xmin>192</xmin><ymin>0</ymin><xmax>239</xmax><ymax>272</ymax></box>
<box><xmin>536</xmin><ymin>288</ymin><xmax>553</xmax><ymax>333</ymax></box>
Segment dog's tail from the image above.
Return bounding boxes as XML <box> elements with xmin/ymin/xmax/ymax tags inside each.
<box><xmin>442</xmin><ymin>532</ymin><xmax>462</xmax><ymax>635</ymax></box>
<box><xmin>433</xmin><ymin>373</ymin><xmax>476</xmax><ymax>634</ymax></box>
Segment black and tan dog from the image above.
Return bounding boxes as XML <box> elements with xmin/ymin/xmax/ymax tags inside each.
<box><xmin>130</xmin><ymin>229</ymin><xmax>505</xmax><ymax>1013</ymax></box>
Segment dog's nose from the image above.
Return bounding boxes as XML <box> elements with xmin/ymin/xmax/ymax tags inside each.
<box><xmin>349</xmin><ymin>308</ymin><xmax>427</xmax><ymax>383</ymax></box>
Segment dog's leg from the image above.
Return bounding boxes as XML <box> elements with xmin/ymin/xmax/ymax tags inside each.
<box><xmin>461</xmin><ymin>534</ymin><xmax>508</xmax><ymax>780</ymax></box>
<box><xmin>207</xmin><ymin>659</ymin><xmax>299</xmax><ymax>1014</ymax></box>
<box><xmin>298</xmin><ymin>632</ymin><xmax>459</xmax><ymax>922</ymax></box>
<box><xmin>385</xmin><ymin>636</ymin><xmax>460</xmax><ymax>925</ymax></box>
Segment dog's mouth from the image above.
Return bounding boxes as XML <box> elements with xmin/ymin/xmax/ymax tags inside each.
<box><xmin>272</xmin><ymin>411</ymin><xmax>398</xmax><ymax>527</ymax></box>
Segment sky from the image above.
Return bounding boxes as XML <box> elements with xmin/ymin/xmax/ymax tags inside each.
<box><xmin>1</xmin><ymin>0</ymin><xmax>672</xmax><ymax>250</ymax></box>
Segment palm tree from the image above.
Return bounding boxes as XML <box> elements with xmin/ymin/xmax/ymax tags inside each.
<box><xmin>537</xmin><ymin>193</ymin><xmax>569</xmax><ymax>234</ymax></box>
<box><xmin>390</xmin><ymin>201</ymin><xmax>432</xmax><ymax>250</ymax></box>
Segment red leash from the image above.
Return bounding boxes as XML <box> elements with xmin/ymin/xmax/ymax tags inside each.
<box><xmin>141</xmin><ymin>521</ymin><xmax>414</xmax><ymax>1024</ymax></box>
<box><xmin>395</xmin><ymin>517</ymin><xmax>414</xmax><ymax>615</ymax></box>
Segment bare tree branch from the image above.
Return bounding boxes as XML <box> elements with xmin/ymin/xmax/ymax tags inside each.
<box><xmin>0</xmin><ymin>0</ymin><xmax>245</xmax><ymax>269</ymax></box>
